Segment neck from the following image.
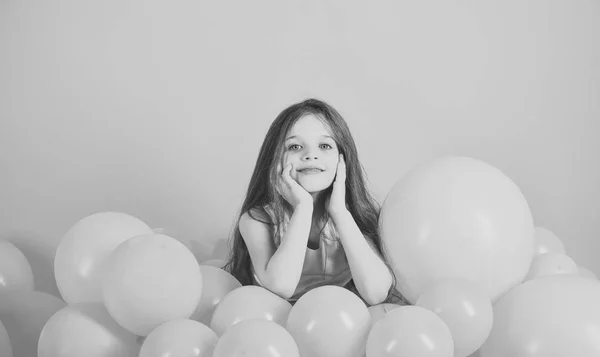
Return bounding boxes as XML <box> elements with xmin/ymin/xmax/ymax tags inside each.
<box><xmin>310</xmin><ymin>192</ymin><xmax>327</xmax><ymax>221</ymax></box>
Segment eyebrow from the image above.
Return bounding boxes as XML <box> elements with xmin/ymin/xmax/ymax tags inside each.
<box><xmin>285</xmin><ymin>135</ymin><xmax>333</xmax><ymax>141</ymax></box>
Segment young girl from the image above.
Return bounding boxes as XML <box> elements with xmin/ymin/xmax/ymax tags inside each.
<box><xmin>224</xmin><ymin>98</ymin><xmax>406</xmax><ymax>306</ymax></box>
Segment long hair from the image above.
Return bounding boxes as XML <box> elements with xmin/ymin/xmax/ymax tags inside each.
<box><xmin>223</xmin><ymin>98</ymin><xmax>408</xmax><ymax>304</ymax></box>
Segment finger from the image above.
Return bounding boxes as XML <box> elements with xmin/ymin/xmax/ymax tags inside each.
<box><xmin>334</xmin><ymin>163</ymin><xmax>346</xmax><ymax>185</ymax></box>
<box><xmin>281</xmin><ymin>164</ymin><xmax>294</xmax><ymax>184</ymax></box>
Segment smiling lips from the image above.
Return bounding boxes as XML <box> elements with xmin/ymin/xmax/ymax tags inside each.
<box><xmin>298</xmin><ymin>168</ymin><xmax>324</xmax><ymax>174</ymax></box>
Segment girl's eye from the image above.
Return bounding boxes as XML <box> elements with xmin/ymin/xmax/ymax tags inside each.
<box><xmin>288</xmin><ymin>144</ymin><xmax>301</xmax><ymax>151</ymax></box>
<box><xmin>319</xmin><ymin>143</ymin><xmax>333</xmax><ymax>150</ymax></box>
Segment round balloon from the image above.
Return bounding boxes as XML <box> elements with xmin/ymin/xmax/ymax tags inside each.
<box><xmin>479</xmin><ymin>275</ymin><xmax>600</xmax><ymax>356</ymax></box>
<box><xmin>210</xmin><ymin>285</ymin><xmax>291</xmax><ymax>336</ymax></box>
<box><xmin>380</xmin><ymin>156</ymin><xmax>534</xmax><ymax>303</ymax></box>
<box><xmin>416</xmin><ymin>278</ymin><xmax>493</xmax><ymax>357</ymax></box>
<box><xmin>0</xmin><ymin>240</ymin><xmax>34</xmax><ymax>292</ymax></box>
<box><xmin>38</xmin><ymin>303</ymin><xmax>140</xmax><ymax>357</ymax></box>
<box><xmin>190</xmin><ymin>265</ymin><xmax>241</xmax><ymax>325</ymax></box>
<box><xmin>213</xmin><ymin>319</ymin><xmax>299</xmax><ymax>357</ymax></box>
<box><xmin>102</xmin><ymin>233</ymin><xmax>202</xmax><ymax>336</ymax></box>
<box><xmin>524</xmin><ymin>252</ymin><xmax>578</xmax><ymax>282</ymax></box>
<box><xmin>55</xmin><ymin>212</ymin><xmax>153</xmax><ymax>304</ymax></box>
<box><xmin>533</xmin><ymin>227</ymin><xmax>565</xmax><ymax>256</ymax></box>
<box><xmin>286</xmin><ymin>286</ymin><xmax>371</xmax><ymax>357</ymax></box>
<box><xmin>139</xmin><ymin>319</ymin><xmax>217</xmax><ymax>357</ymax></box>
<box><xmin>366</xmin><ymin>305</ymin><xmax>454</xmax><ymax>357</ymax></box>
<box><xmin>0</xmin><ymin>291</ymin><xmax>66</xmax><ymax>357</ymax></box>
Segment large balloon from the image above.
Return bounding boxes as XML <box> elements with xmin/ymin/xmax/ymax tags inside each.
<box><xmin>0</xmin><ymin>240</ymin><xmax>34</xmax><ymax>292</ymax></box>
<box><xmin>55</xmin><ymin>212</ymin><xmax>153</xmax><ymax>304</ymax></box>
<box><xmin>380</xmin><ymin>156</ymin><xmax>534</xmax><ymax>303</ymax></box>
<box><xmin>38</xmin><ymin>303</ymin><xmax>140</xmax><ymax>357</ymax></box>
<box><xmin>213</xmin><ymin>319</ymin><xmax>299</xmax><ymax>357</ymax></box>
<box><xmin>286</xmin><ymin>286</ymin><xmax>371</xmax><ymax>357</ymax></box>
<box><xmin>0</xmin><ymin>291</ymin><xmax>66</xmax><ymax>357</ymax></box>
<box><xmin>416</xmin><ymin>278</ymin><xmax>493</xmax><ymax>357</ymax></box>
<box><xmin>139</xmin><ymin>319</ymin><xmax>217</xmax><ymax>357</ymax></box>
<box><xmin>479</xmin><ymin>275</ymin><xmax>600</xmax><ymax>356</ymax></box>
<box><xmin>210</xmin><ymin>285</ymin><xmax>291</xmax><ymax>336</ymax></box>
<box><xmin>102</xmin><ymin>233</ymin><xmax>202</xmax><ymax>336</ymax></box>
<box><xmin>190</xmin><ymin>265</ymin><xmax>241</xmax><ymax>325</ymax></box>
<box><xmin>366</xmin><ymin>305</ymin><xmax>454</xmax><ymax>357</ymax></box>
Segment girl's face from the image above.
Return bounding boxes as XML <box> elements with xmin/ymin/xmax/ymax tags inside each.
<box><xmin>281</xmin><ymin>115</ymin><xmax>340</xmax><ymax>194</ymax></box>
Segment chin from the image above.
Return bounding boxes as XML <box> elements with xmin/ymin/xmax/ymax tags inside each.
<box><xmin>301</xmin><ymin>184</ymin><xmax>328</xmax><ymax>193</ymax></box>
<box><xmin>297</xmin><ymin>174</ymin><xmax>334</xmax><ymax>192</ymax></box>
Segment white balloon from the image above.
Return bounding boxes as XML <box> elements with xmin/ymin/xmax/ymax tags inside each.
<box><xmin>102</xmin><ymin>233</ymin><xmax>202</xmax><ymax>336</ymax></box>
<box><xmin>480</xmin><ymin>275</ymin><xmax>600</xmax><ymax>357</ymax></box>
<box><xmin>55</xmin><ymin>212</ymin><xmax>153</xmax><ymax>304</ymax></box>
<box><xmin>533</xmin><ymin>226</ymin><xmax>566</xmax><ymax>256</ymax></box>
<box><xmin>0</xmin><ymin>240</ymin><xmax>34</xmax><ymax>292</ymax></box>
<box><xmin>38</xmin><ymin>304</ymin><xmax>140</xmax><ymax>357</ymax></box>
<box><xmin>380</xmin><ymin>156</ymin><xmax>534</xmax><ymax>303</ymax></box>
<box><xmin>524</xmin><ymin>252</ymin><xmax>578</xmax><ymax>281</ymax></box>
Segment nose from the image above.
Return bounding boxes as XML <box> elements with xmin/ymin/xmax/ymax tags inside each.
<box><xmin>302</xmin><ymin>150</ymin><xmax>318</xmax><ymax>161</ymax></box>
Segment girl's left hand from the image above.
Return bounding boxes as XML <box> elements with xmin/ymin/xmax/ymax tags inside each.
<box><xmin>327</xmin><ymin>154</ymin><xmax>347</xmax><ymax>216</ymax></box>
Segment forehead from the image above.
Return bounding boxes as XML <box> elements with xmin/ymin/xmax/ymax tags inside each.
<box><xmin>287</xmin><ymin>114</ymin><xmax>332</xmax><ymax>137</ymax></box>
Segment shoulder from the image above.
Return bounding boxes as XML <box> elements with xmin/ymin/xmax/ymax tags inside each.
<box><xmin>239</xmin><ymin>209</ymin><xmax>277</xmax><ymax>271</ymax></box>
<box><xmin>239</xmin><ymin>208</ymin><xmax>273</xmax><ymax>242</ymax></box>
<box><xmin>241</xmin><ymin>207</ymin><xmax>271</xmax><ymax>225</ymax></box>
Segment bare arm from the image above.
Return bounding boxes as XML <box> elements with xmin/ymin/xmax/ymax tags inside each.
<box><xmin>331</xmin><ymin>210</ymin><xmax>392</xmax><ymax>305</ymax></box>
<box><xmin>239</xmin><ymin>204</ymin><xmax>313</xmax><ymax>299</ymax></box>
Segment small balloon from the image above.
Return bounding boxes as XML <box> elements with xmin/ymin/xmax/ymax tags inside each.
<box><xmin>286</xmin><ymin>286</ymin><xmax>371</xmax><ymax>357</ymax></box>
<box><xmin>0</xmin><ymin>240</ymin><xmax>34</xmax><ymax>292</ymax></box>
<box><xmin>102</xmin><ymin>233</ymin><xmax>202</xmax><ymax>336</ymax></box>
<box><xmin>213</xmin><ymin>319</ymin><xmax>299</xmax><ymax>357</ymax></box>
<box><xmin>524</xmin><ymin>252</ymin><xmax>578</xmax><ymax>282</ymax></box>
<box><xmin>190</xmin><ymin>265</ymin><xmax>241</xmax><ymax>325</ymax></box>
<box><xmin>210</xmin><ymin>285</ymin><xmax>291</xmax><ymax>336</ymax></box>
<box><xmin>533</xmin><ymin>226</ymin><xmax>566</xmax><ymax>256</ymax></box>
<box><xmin>0</xmin><ymin>291</ymin><xmax>66</xmax><ymax>357</ymax></box>
<box><xmin>55</xmin><ymin>212</ymin><xmax>153</xmax><ymax>304</ymax></box>
<box><xmin>366</xmin><ymin>305</ymin><xmax>454</xmax><ymax>357</ymax></box>
<box><xmin>38</xmin><ymin>303</ymin><xmax>140</xmax><ymax>357</ymax></box>
<box><xmin>139</xmin><ymin>319</ymin><xmax>217</xmax><ymax>357</ymax></box>
<box><xmin>416</xmin><ymin>278</ymin><xmax>493</xmax><ymax>357</ymax></box>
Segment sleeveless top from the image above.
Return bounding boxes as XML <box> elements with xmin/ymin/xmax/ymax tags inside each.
<box><xmin>252</xmin><ymin>205</ymin><xmax>353</xmax><ymax>302</ymax></box>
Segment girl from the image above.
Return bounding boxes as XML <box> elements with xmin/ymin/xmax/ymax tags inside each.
<box><xmin>224</xmin><ymin>98</ymin><xmax>407</xmax><ymax>306</ymax></box>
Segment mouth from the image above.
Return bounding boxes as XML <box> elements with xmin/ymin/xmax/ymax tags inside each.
<box><xmin>297</xmin><ymin>168</ymin><xmax>324</xmax><ymax>174</ymax></box>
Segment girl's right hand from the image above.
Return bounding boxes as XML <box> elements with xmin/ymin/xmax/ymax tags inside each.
<box><xmin>276</xmin><ymin>163</ymin><xmax>313</xmax><ymax>209</ymax></box>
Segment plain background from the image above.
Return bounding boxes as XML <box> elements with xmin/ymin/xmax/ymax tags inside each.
<box><xmin>1</xmin><ymin>0</ymin><xmax>598</xmax><ymax>298</ymax></box>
